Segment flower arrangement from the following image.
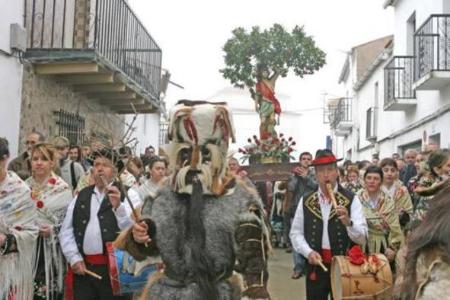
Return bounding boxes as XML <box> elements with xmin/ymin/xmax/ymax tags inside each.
<box><xmin>238</xmin><ymin>133</ymin><xmax>296</xmax><ymax>164</ymax></box>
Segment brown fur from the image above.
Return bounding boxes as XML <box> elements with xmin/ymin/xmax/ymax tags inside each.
<box><xmin>401</xmin><ymin>185</ymin><xmax>450</xmax><ymax>299</ymax></box>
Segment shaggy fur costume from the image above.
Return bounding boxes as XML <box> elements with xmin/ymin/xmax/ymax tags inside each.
<box><xmin>117</xmin><ymin>180</ymin><xmax>270</xmax><ymax>299</ymax></box>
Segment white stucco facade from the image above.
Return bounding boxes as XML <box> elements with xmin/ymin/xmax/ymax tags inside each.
<box><xmin>0</xmin><ymin>1</ymin><xmax>24</xmax><ymax>156</ymax></box>
<box><xmin>331</xmin><ymin>0</ymin><xmax>450</xmax><ymax>161</ymax></box>
<box><xmin>126</xmin><ymin>113</ymin><xmax>160</xmax><ymax>155</ymax></box>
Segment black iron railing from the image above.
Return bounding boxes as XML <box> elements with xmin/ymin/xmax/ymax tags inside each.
<box><xmin>415</xmin><ymin>14</ymin><xmax>450</xmax><ymax>80</ymax></box>
<box><xmin>26</xmin><ymin>0</ymin><xmax>161</xmax><ymax>100</ymax></box>
<box><xmin>384</xmin><ymin>56</ymin><xmax>415</xmax><ymax>107</ymax></box>
<box><xmin>366</xmin><ymin>107</ymin><xmax>377</xmax><ymax>141</ymax></box>
<box><xmin>330</xmin><ymin>98</ymin><xmax>352</xmax><ymax>129</ymax></box>
<box><xmin>54</xmin><ymin>109</ymin><xmax>86</xmax><ymax>145</ymax></box>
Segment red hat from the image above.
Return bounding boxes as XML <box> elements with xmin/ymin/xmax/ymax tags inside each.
<box><xmin>311</xmin><ymin>149</ymin><xmax>343</xmax><ymax>166</ymax></box>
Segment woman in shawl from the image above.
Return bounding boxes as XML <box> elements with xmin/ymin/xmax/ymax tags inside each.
<box><xmin>380</xmin><ymin>158</ymin><xmax>413</xmax><ymax>229</ymax></box>
<box><xmin>357</xmin><ymin>166</ymin><xmax>404</xmax><ymax>263</ymax></box>
<box><xmin>26</xmin><ymin>143</ymin><xmax>72</xmax><ymax>299</ymax></box>
<box><xmin>0</xmin><ymin>137</ymin><xmax>38</xmax><ymax>300</ymax></box>
<box><xmin>413</xmin><ymin>149</ymin><xmax>450</xmax><ymax>221</ymax></box>
<box><xmin>134</xmin><ymin>156</ymin><xmax>168</xmax><ymax>203</ymax></box>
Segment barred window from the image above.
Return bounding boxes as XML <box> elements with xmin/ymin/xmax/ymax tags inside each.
<box><xmin>54</xmin><ymin>109</ymin><xmax>86</xmax><ymax>145</ymax></box>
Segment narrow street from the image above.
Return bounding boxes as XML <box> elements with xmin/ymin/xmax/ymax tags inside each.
<box><xmin>268</xmin><ymin>249</ymin><xmax>306</xmax><ymax>300</ymax></box>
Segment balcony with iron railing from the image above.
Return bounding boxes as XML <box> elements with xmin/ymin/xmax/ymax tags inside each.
<box><xmin>330</xmin><ymin>98</ymin><xmax>352</xmax><ymax>136</ymax></box>
<box><xmin>414</xmin><ymin>14</ymin><xmax>450</xmax><ymax>90</ymax></box>
<box><xmin>384</xmin><ymin>56</ymin><xmax>416</xmax><ymax>111</ymax></box>
<box><xmin>24</xmin><ymin>0</ymin><xmax>162</xmax><ymax>114</ymax></box>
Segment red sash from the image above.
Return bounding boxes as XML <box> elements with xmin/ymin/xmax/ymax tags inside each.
<box><xmin>65</xmin><ymin>254</ymin><xmax>109</xmax><ymax>300</ymax></box>
<box><xmin>256</xmin><ymin>81</ymin><xmax>281</xmax><ymax>115</ymax></box>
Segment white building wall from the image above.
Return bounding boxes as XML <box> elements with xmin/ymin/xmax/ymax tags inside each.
<box><xmin>393</xmin><ymin>0</ymin><xmax>445</xmax><ymax>55</ymax></box>
<box><xmin>344</xmin><ymin>0</ymin><xmax>450</xmax><ymax>161</ymax></box>
<box><xmin>0</xmin><ymin>1</ymin><xmax>24</xmax><ymax>156</ymax></box>
<box><xmin>126</xmin><ymin>113</ymin><xmax>160</xmax><ymax>155</ymax></box>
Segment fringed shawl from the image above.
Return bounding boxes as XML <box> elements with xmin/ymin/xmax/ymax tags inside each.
<box><xmin>26</xmin><ymin>174</ymin><xmax>72</xmax><ymax>299</ymax></box>
<box><xmin>0</xmin><ymin>171</ymin><xmax>38</xmax><ymax>300</ymax></box>
<box><xmin>358</xmin><ymin>189</ymin><xmax>404</xmax><ymax>254</ymax></box>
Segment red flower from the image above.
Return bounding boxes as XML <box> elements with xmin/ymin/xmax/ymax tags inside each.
<box><xmin>288</xmin><ymin>137</ymin><xmax>293</xmax><ymax>142</ymax></box>
<box><xmin>309</xmin><ymin>271</ymin><xmax>317</xmax><ymax>281</ymax></box>
<box><xmin>255</xmin><ymin>140</ymin><xmax>261</xmax><ymax>146</ymax></box>
<box><xmin>348</xmin><ymin>245</ymin><xmax>366</xmax><ymax>265</ymax></box>
<box><xmin>253</xmin><ymin>135</ymin><xmax>257</xmax><ymax>140</ymax></box>
<box><xmin>291</xmin><ymin>141</ymin><xmax>296</xmax><ymax>146</ymax></box>
<box><xmin>48</xmin><ymin>177</ymin><xmax>57</xmax><ymax>185</ymax></box>
<box><xmin>288</xmin><ymin>147</ymin><xmax>293</xmax><ymax>153</ymax></box>
<box><xmin>247</xmin><ymin>138</ymin><xmax>252</xmax><ymax>143</ymax></box>
<box><xmin>36</xmin><ymin>201</ymin><xmax>44</xmax><ymax>209</ymax></box>
<box><xmin>14</xmin><ymin>225</ymin><xmax>23</xmax><ymax>231</ymax></box>
<box><xmin>279</xmin><ymin>133</ymin><xmax>284</xmax><ymax>137</ymax></box>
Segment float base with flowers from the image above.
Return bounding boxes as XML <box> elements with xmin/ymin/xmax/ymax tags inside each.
<box><xmin>238</xmin><ymin>133</ymin><xmax>299</xmax><ymax>182</ymax></box>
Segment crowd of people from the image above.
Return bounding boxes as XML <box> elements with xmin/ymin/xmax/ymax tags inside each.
<box><xmin>0</xmin><ymin>100</ymin><xmax>271</xmax><ymax>300</ymax></box>
<box><xmin>0</xmin><ymin>131</ymin><xmax>169</xmax><ymax>299</ymax></box>
<box><xmin>1</xmin><ymin>124</ymin><xmax>449</xmax><ymax>300</ymax></box>
<box><xmin>263</xmin><ymin>146</ymin><xmax>450</xmax><ymax>299</ymax></box>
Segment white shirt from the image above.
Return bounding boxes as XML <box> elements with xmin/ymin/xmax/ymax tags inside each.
<box><xmin>59</xmin><ymin>185</ymin><xmax>141</xmax><ymax>266</ymax></box>
<box><xmin>289</xmin><ymin>185</ymin><xmax>367</xmax><ymax>258</ymax></box>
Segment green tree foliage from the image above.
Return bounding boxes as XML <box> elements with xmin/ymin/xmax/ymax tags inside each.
<box><xmin>220</xmin><ymin>24</ymin><xmax>326</xmax><ymax>94</ymax></box>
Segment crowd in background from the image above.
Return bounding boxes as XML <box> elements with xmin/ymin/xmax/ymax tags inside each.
<box><xmin>260</xmin><ymin>144</ymin><xmax>450</xmax><ymax>298</ymax></box>
<box><xmin>1</xmin><ymin>128</ymin><xmax>449</xmax><ymax>299</ymax></box>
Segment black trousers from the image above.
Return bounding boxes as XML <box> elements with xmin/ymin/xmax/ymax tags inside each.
<box><xmin>73</xmin><ymin>264</ymin><xmax>131</xmax><ymax>300</ymax></box>
<box><xmin>305</xmin><ymin>263</ymin><xmax>333</xmax><ymax>300</ymax></box>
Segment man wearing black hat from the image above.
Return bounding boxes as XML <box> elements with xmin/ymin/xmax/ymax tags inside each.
<box><xmin>290</xmin><ymin>149</ymin><xmax>367</xmax><ymax>299</ymax></box>
<box><xmin>59</xmin><ymin>149</ymin><xmax>139</xmax><ymax>299</ymax></box>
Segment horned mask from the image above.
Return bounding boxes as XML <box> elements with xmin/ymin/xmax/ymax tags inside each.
<box><xmin>167</xmin><ymin>100</ymin><xmax>236</xmax><ymax>195</ymax></box>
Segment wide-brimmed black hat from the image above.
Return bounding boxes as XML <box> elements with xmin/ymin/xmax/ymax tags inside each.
<box><xmin>311</xmin><ymin>149</ymin><xmax>343</xmax><ymax>166</ymax></box>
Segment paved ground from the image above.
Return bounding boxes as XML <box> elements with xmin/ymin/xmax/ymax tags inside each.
<box><xmin>267</xmin><ymin>248</ymin><xmax>306</xmax><ymax>300</ymax></box>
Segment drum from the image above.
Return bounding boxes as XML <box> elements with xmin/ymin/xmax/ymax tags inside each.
<box><xmin>106</xmin><ymin>242</ymin><xmax>163</xmax><ymax>295</ymax></box>
<box><xmin>331</xmin><ymin>254</ymin><xmax>393</xmax><ymax>300</ymax></box>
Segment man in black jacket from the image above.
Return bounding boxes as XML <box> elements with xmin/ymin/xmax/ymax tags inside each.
<box><xmin>284</xmin><ymin>152</ymin><xmax>317</xmax><ymax>279</ymax></box>
<box><xmin>59</xmin><ymin>149</ymin><xmax>139</xmax><ymax>299</ymax></box>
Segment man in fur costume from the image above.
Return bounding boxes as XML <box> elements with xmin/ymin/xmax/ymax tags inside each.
<box><xmin>117</xmin><ymin>100</ymin><xmax>271</xmax><ymax>299</ymax></box>
<box><xmin>398</xmin><ymin>182</ymin><xmax>450</xmax><ymax>300</ymax></box>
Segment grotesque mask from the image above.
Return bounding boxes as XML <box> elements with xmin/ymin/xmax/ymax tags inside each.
<box><xmin>167</xmin><ymin>100</ymin><xmax>235</xmax><ymax>195</ymax></box>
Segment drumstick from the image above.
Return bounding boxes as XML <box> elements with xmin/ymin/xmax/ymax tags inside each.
<box><xmin>325</xmin><ymin>182</ymin><xmax>338</xmax><ymax>209</ymax></box>
<box><xmin>85</xmin><ymin>269</ymin><xmax>102</xmax><ymax>280</ymax></box>
<box><xmin>318</xmin><ymin>260</ymin><xmax>328</xmax><ymax>272</ymax></box>
<box><xmin>103</xmin><ymin>174</ymin><xmax>150</xmax><ymax>248</ymax></box>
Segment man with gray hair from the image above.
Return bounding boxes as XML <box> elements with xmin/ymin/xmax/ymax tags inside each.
<box><xmin>8</xmin><ymin>130</ymin><xmax>45</xmax><ymax>180</ymax></box>
<box><xmin>53</xmin><ymin>136</ymin><xmax>85</xmax><ymax>191</ymax></box>
<box><xmin>400</xmin><ymin>148</ymin><xmax>418</xmax><ymax>185</ymax></box>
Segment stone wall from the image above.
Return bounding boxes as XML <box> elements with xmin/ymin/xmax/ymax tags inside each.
<box><xmin>19</xmin><ymin>65</ymin><xmax>124</xmax><ymax>153</ymax></box>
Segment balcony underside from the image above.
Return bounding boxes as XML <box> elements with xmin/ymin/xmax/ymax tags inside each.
<box><xmin>384</xmin><ymin>98</ymin><xmax>417</xmax><ymax>111</ymax></box>
<box><xmin>337</xmin><ymin>122</ymin><xmax>353</xmax><ymax>132</ymax></box>
<box><xmin>414</xmin><ymin>71</ymin><xmax>450</xmax><ymax>90</ymax></box>
<box><xmin>23</xmin><ymin>49</ymin><xmax>159</xmax><ymax>114</ymax></box>
<box><xmin>334</xmin><ymin>128</ymin><xmax>351</xmax><ymax>137</ymax></box>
